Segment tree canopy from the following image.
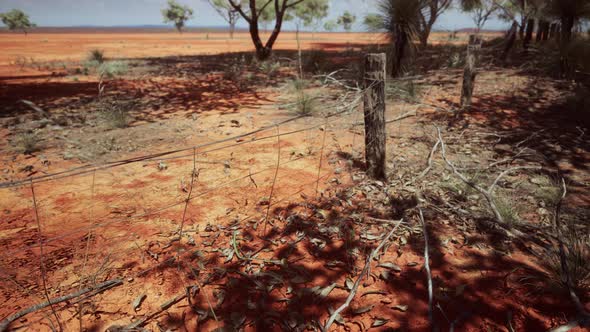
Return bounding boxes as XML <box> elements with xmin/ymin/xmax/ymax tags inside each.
<box><xmin>0</xmin><ymin>9</ymin><xmax>35</xmax><ymax>35</ymax></box>
<box><xmin>208</xmin><ymin>0</ymin><xmax>242</xmax><ymax>38</ymax></box>
<box><xmin>337</xmin><ymin>11</ymin><xmax>357</xmax><ymax>32</ymax></box>
<box><xmin>162</xmin><ymin>0</ymin><xmax>194</xmax><ymax>33</ymax></box>
<box><xmin>292</xmin><ymin>0</ymin><xmax>329</xmax><ymax>29</ymax></box>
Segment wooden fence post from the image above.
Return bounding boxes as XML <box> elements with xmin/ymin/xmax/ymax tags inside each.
<box><xmin>363</xmin><ymin>53</ymin><xmax>387</xmax><ymax>180</ymax></box>
<box><xmin>461</xmin><ymin>35</ymin><xmax>482</xmax><ymax>108</ymax></box>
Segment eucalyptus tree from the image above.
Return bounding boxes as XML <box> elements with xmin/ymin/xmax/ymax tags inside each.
<box><xmin>162</xmin><ymin>0</ymin><xmax>194</xmax><ymax>33</ymax></box>
<box><xmin>337</xmin><ymin>11</ymin><xmax>356</xmax><ymax>32</ymax></box>
<box><xmin>0</xmin><ymin>9</ymin><xmax>36</xmax><ymax>36</ymax></box>
<box><xmin>209</xmin><ymin>0</ymin><xmax>242</xmax><ymax>38</ymax></box>
<box><xmin>460</xmin><ymin>0</ymin><xmax>500</xmax><ymax>32</ymax></box>
<box><xmin>227</xmin><ymin>0</ymin><xmax>308</xmax><ymax>60</ymax></box>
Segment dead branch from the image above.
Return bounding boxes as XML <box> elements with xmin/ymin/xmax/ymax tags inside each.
<box><xmin>323</xmin><ymin>219</ymin><xmax>403</xmax><ymax>332</ymax></box>
<box><xmin>0</xmin><ymin>279</ymin><xmax>123</xmax><ymax>332</ymax></box>
<box><xmin>416</xmin><ymin>136</ymin><xmax>441</xmax><ymax>180</ymax></box>
<box><xmin>125</xmin><ymin>293</ymin><xmax>187</xmax><ymax>329</ymax></box>
<box><xmin>436</xmin><ymin>127</ymin><xmax>541</xmax><ymax>235</ymax></box>
<box><xmin>549</xmin><ymin>179</ymin><xmax>590</xmax><ymax>332</ymax></box>
<box><xmin>418</xmin><ymin>208</ymin><xmax>435</xmax><ymax>330</ymax></box>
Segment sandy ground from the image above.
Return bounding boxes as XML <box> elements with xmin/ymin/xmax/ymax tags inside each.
<box><xmin>0</xmin><ymin>32</ymin><xmax>385</xmax><ymax>66</ymax></box>
<box><xmin>0</xmin><ymin>31</ymin><xmax>587</xmax><ymax>331</ymax></box>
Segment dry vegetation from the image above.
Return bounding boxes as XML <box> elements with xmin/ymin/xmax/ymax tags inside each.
<box><xmin>0</xmin><ymin>29</ymin><xmax>588</xmax><ymax>332</ymax></box>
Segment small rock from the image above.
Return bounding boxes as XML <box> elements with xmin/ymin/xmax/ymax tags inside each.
<box><xmin>258</xmin><ymin>197</ymin><xmax>270</xmax><ymax>206</ymax></box>
<box><xmin>127</xmin><ymin>277</ymin><xmax>134</xmax><ymax>283</ymax></box>
<box><xmin>158</xmin><ymin>161</ymin><xmax>168</xmax><ymax>171</ymax></box>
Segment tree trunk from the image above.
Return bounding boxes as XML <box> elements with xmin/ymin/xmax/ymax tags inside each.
<box><xmin>392</xmin><ymin>30</ymin><xmax>408</xmax><ymax>77</ymax></box>
<box><xmin>419</xmin><ymin>24</ymin><xmax>431</xmax><ymax>48</ymax></box>
<box><xmin>243</xmin><ymin>0</ymin><xmax>288</xmax><ymax>61</ymax></box>
<box><xmin>363</xmin><ymin>53</ymin><xmax>387</xmax><ymax>180</ymax></box>
<box><xmin>561</xmin><ymin>16</ymin><xmax>574</xmax><ymax>46</ymax></box>
<box><xmin>537</xmin><ymin>21</ymin><xmax>549</xmax><ymax>42</ymax></box>
<box><xmin>523</xmin><ymin>18</ymin><xmax>535</xmax><ymax>49</ymax></box>
<box><xmin>461</xmin><ymin>35</ymin><xmax>481</xmax><ymax>108</ymax></box>
<box><xmin>502</xmin><ymin>21</ymin><xmax>518</xmax><ymax>62</ymax></box>
<box><xmin>229</xmin><ymin>21</ymin><xmax>236</xmax><ymax>39</ymax></box>
<box><xmin>549</xmin><ymin>23</ymin><xmax>557</xmax><ymax>40</ymax></box>
<box><xmin>518</xmin><ymin>15</ymin><xmax>527</xmax><ymax>40</ymax></box>
<box><xmin>560</xmin><ymin>16</ymin><xmax>575</xmax><ymax>76</ymax></box>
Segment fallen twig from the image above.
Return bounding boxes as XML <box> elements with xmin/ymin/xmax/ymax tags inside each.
<box><xmin>436</xmin><ymin>127</ymin><xmax>541</xmax><ymax>235</ymax></box>
<box><xmin>126</xmin><ymin>293</ymin><xmax>187</xmax><ymax>329</ymax></box>
<box><xmin>416</xmin><ymin>135</ymin><xmax>441</xmax><ymax>180</ymax></box>
<box><xmin>0</xmin><ymin>279</ymin><xmax>123</xmax><ymax>332</ymax></box>
<box><xmin>549</xmin><ymin>179</ymin><xmax>590</xmax><ymax>332</ymax></box>
<box><xmin>418</xmin><ymin>208</ymin><xmax>435</xmax><ymax>330</ymax></box>
<box><xmin>323</xmin><ymin>219</ymin><xmax>403</xmax><ymax>331</ymax></box>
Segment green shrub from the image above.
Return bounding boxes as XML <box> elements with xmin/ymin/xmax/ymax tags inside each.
<box><xmin>258</xmin><ymin>60</ymin><xmax>281</xmax><ymax>79</ymax></box>
<box><xmin>293</xmin><ymin>92</ymin><xmax>317</xmax><ymax>117</ymax></box>
<box><xmin>290</xmin><ymin>78</ymin><xmax>309</xmax><ymax>92</ymax></box>
<box><xmin>446</xmin><ymin>52</ymin><xmax>464</xmax><ymax>69</ymax></box>
<box><xmin>99</xmin><ymin>61</ymin><xmax>129</xmax><ymax>79</ymax></box>
<box><xmin>494</xmin><ymin>197</ymin><xmax>519</xmax><ymax>226</ymax></box>
<box><xmin>386</xmin><ymin>80</ymin><xmax>422</xmax><ymax>103</ymax></box>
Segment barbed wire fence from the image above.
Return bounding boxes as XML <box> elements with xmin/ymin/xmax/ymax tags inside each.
<box><xmin>0</xmin><ymin>54</ymin><xmax>412</xmax><ymax>331</ymax></box>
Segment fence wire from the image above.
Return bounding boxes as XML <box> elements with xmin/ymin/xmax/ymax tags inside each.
<box><xmin>0</xmin><ymin>82</ymin><xmax>383</xmax><ymax>330</ymax></box>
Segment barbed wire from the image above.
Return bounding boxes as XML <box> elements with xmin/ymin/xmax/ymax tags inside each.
<box><xmin>0</xmin><ymin>85</ymin><xmax>368</xmax><ymax>190</ymax></box>
<box><xmin>0</xmin><ymin>71</ymin><xmax>388</xmax><ymax>330</ymax></box>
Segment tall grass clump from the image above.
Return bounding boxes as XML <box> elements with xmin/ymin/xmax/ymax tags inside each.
<box><xmin>289</xmin><ymin>79</ymin><xmax>317</xmax><ymax>117</ymax></box>
<box><xmin>15</xmin><ymin>131</ymin><xmax>42</xmax><ymax>154</ymax></box>
<box><xmin>101</xmin><ymin>100</ymin><xmax>134</xmax><ymax>129</ymax></box>
<box><xmin>88</xmin><ymin>49</ymin><xmax>106</xmax><ymax>64</ymax></box>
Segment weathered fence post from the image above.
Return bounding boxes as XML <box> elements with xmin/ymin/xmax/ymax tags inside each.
<box><xmin>363</xmin><ymin>53</ymin><xmax>387</xmax><ymax>180</ymax></box>
<box><xmin>461</xmin><ymin>35</ymin><xmax>481</xmax><ymax>108</ymax></box>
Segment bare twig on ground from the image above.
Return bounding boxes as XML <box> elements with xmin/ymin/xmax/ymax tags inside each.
<box><xmin>549</xmin><ymin>179</ymin><xmax>590</xmax><ymax>332</ymax></box>
<box><xmin>323</xmin><ymin>219</ymin><xmax>403</xmax><ymax>332</ymax></box>
<box><xmin>125</xmin><ymin>293</ymin><xmax>187</xmax><ymax>329</ymax></box>
<box><xmin>418</xmin><ymin>208</ymin><xmax>435</xmax><ymax>330</ymax></box>
<box><xmin>416</xmin><ymin>135</ymin><xmax>442</xmax><ymax>180</ymax></box>
<box><xmin>436</xmin><ymin>127</ymin><xmax>541</xmax><ymax>235</ymax></box>
<box><xmin>187</xmin><ymin>267</ymin><xmax>218</xmax><ymax>322</ymax></box>
<box><xmin>0</xmin><ymin>279</ymin><xmax>122</xmax><ymax>332</ymax></box>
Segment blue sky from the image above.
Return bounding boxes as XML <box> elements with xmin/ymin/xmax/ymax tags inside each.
<box><xmin>0</xmin><ymin>0</ymin><xmax>508</xmax><ymax>31</ymax></box>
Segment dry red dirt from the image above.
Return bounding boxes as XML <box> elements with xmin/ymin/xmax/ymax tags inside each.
<box><xmin>0</xmin><ymin>30</ymin><xmax>588</xmax><ymax>332</ymax></box>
